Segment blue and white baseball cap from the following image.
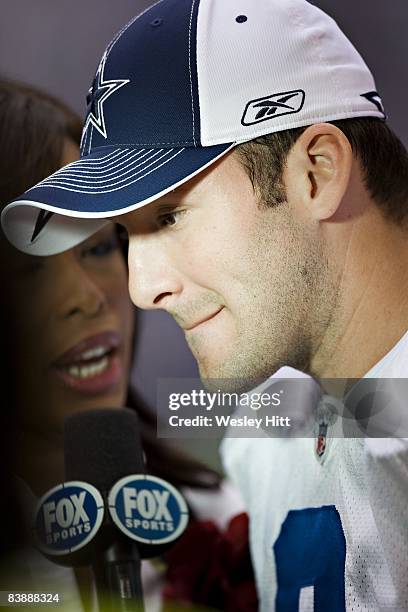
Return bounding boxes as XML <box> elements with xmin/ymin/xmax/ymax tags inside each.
<box><xmin>2</xmin><ymin>0</ymin><xmax>385</xmax><ymax>255</ymax></box>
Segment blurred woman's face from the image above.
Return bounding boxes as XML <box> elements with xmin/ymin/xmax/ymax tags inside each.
<box><xmin>1</xmin><ymin>140</ymin><xmax>134</xmax><ymax>434</ymax></box>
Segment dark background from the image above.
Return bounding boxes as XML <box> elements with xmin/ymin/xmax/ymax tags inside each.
<box><xmin>1</xmin><ymin>0</ymin><xmax>407</xmax><ymax>462</ymax></box>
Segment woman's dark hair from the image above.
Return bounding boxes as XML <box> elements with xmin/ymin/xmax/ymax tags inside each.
<box><xmin>0</xmin><ymin>79</ymin><xmax>221</xmax><ymax>495</ymax></box>
<box><xmin>0</xmin><ymin>81</ymin><xmax>83</xmax><ymax>559</ymax></box>
<box><xmin>0</xmin><ymin>79</ymin><xmax>83</xmax><ymax>205</ymax></box>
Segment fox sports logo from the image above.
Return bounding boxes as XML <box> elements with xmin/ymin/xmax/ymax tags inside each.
<box><xmin>108</xmin><ymin>475</ymin><xmax>189</xmax><ymax>545</ymax></box>
<box><xmin>33</xmin><ymin>481</ymin><xmax>104</xmax><ymax>555</ymax></box>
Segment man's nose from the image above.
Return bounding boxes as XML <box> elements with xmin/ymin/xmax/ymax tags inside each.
<box><xmin>127</xmin><ymin>236</ymin><xmax>182</xmax><ymax>310</ymax></box>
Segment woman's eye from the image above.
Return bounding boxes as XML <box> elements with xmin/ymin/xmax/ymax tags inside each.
<box><xmin>83</xmin><ymin>237</ymin><xmax>119</xmax><ymax>258</ymax></box>
<box><xmin>20</xmin><ymin>258</ymin><xmax>46</xmax><ymax>275</ymax></box>
<box><xmin>116</xmin><ymin>224</ymin><xmax>128</xmax><ymax>243</ymax></box>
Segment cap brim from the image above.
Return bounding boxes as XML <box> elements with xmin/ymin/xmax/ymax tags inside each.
<box><xmin>1</xmin><ymin>143</ymin><xmax>234</xmax><ymax>256</ymax></box>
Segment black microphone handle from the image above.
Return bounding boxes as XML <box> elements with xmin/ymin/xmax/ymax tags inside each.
<box><xmin>64</xmin><ymin>408</ymin><xmax>147</xmax><ymax>608</ymax></box>
<box><xmin>92</xmin><ymin>535</ymin><xmax>144</xmax><ymax>612</ymax></box>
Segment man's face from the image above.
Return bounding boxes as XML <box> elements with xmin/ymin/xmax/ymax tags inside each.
<box><xmin>119</xmin><ymin>151</ymin><xmax>334</xmax><ymax>388</ymax></box>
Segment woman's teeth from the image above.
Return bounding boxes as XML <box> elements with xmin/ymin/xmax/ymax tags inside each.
<box><xmin>79</xmin><ymin>346</ymin><xmax>109</xmax><ymax>361</ymax></box>
<box><xmin>67</xmin><ymin>357</ymin><xmax>109</xmax><ymax>379</ymax></box>
<box><xmin>65</xmin><ymin>346</ymin><xmax>112</xmax><ymax>379</ymax></box>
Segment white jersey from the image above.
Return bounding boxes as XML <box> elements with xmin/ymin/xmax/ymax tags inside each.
<box><xmin>221</xmin><ymin>332</ymin><xmax>408</xmax><ymax>612</ymax></box>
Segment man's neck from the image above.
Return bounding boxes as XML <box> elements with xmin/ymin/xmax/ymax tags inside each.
<box><xmin>311</xmin><ymin>213</ymin><xmax>408</xmax><ymax>378</ymax></box>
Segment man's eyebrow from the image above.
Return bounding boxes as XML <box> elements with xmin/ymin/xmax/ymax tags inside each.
<box><xmin>156</xmin><ymin>200</ymin><xmax>183</xmax><ymax>209</ymax></box>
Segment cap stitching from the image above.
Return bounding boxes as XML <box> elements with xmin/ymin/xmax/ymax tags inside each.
<box><xmin>80</xmin><ymin>124</ymin><xmax>90</xmax><ymax>155</ymax></box>
<box><xmin>106</xmin><ymin>0</ymin><xmax>166</xmax><ymax>58</ymax></box>
<box><xmin>290</xmin><ymin>0</ymin><xmax>340</xmax><ymax>105</ymax></box>
<box><xmin>188</xmin><ymin>0</ymin><xmax>197</xmax><ymax>146</ymax></box>
<box><xmin>83</xmin><ymin>142</ymin><xmax>197</xmax><ymax>150</ymax></box>
<box><xmin>88</xmin><ymin>124</ymin><xmax>94</xmax><ymax>156</ymax></box>
<box><xmin>29</xmin><ymin>149</ymin><xmax>187</xmax><ymax>195</ymax></box>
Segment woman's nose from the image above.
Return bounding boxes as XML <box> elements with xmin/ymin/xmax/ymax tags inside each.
<box><xmin>55</xmin><ymin>254</ymin><xmax>107</xmax><ymax>319</ymax></box>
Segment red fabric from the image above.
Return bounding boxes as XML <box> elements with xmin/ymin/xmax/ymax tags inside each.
<box><xmin>163</xmin><ymin>512</ymin><xmax>258</xmax><ymax>611</ymax></box>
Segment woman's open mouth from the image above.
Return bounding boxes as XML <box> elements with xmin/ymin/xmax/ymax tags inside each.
<box><xmin>52</xmin><ymin>331</ymin><xmax>124</xmax><ymax>396</ymax></box>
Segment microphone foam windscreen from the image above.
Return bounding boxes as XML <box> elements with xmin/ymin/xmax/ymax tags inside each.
<box><xmin>64</xmin><ymin>408</ymin><xmax>145</xmax><ymax>493</ymax></box>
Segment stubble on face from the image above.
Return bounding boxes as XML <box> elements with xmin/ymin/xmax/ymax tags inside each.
<box><xmin>185</xmin><ymin>200</ymin><xmax>339</xmax><ymax>392</ymax></box>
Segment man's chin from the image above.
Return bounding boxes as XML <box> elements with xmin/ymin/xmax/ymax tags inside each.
<box><xmin>196</xmin><ymin>352</ymin><xmax>286</xmax><ymax>394</ymax></box>
<box><xmin>197</xmin><ymin>364</ymin><xmax>264</xmax><ymax>394</ymax></box>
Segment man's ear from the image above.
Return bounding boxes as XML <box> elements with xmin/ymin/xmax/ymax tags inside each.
<box><xmin>285</xmin><ymin>123</ymin><xmax>353</xmax><ymax>221</ymax></box>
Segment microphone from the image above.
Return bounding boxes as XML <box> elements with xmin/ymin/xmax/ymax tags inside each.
<box><xmin>64</xmin><ymin>409</ymin><xmax>145</xmax><ymax>611</ymax></box>
<box><xmin>32</xmin><ymin>408</ymin><xmax>189</xmax><ymax>612</ymax></box>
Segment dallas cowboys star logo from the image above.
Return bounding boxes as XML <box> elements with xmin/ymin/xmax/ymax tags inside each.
<box><xmin>83</xmin><ymin>51</ymin><xmax>130</xmax><ymax>140</ymax></box>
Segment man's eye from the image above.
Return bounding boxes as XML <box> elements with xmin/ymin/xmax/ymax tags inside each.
<box><xmin>158</xmin><ymin>210</ymin><xmax>185</xmax><ymax>228</ymax></box>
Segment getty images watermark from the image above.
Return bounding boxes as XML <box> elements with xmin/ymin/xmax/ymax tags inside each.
<box><xmin>168</xmin><ymin>388</ymin><xmax>288</xmax><ymax>427</ymax></box>
<box><xmin>156</xmin><ymin>376</ymin><xmax>408</xmax><ymax>439</ymax></box>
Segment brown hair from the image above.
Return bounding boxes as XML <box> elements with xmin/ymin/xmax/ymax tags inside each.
<box><xmin>0</xmin><ymin>79</ymin><xmax>82</xmax><ymax>206</ymax></box>
<box><xmin>236</xmin><ymin>118</ymin><xmax>408</xmax><ymax>224</ymax></box>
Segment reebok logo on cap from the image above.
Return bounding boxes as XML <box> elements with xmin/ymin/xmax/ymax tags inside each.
<box><xmin>361</xmin><ymin>91</ymin><xmax>385</xmax><ymax>116</ymax></box>
<box><xmin>241</xmin><ymin>90</ymin><xmax>305</xmax><ymax>126</ymax></box>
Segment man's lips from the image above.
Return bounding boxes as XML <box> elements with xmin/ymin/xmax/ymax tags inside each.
<box><xmin>183</xmin><ymin>307</ymin><xmax>225</xmax><ymax>331</ymax></box>
<box><xmin>52</xmin><ymin>330</ymin><xmax>124</xmax><ymax>396</ymax></box>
